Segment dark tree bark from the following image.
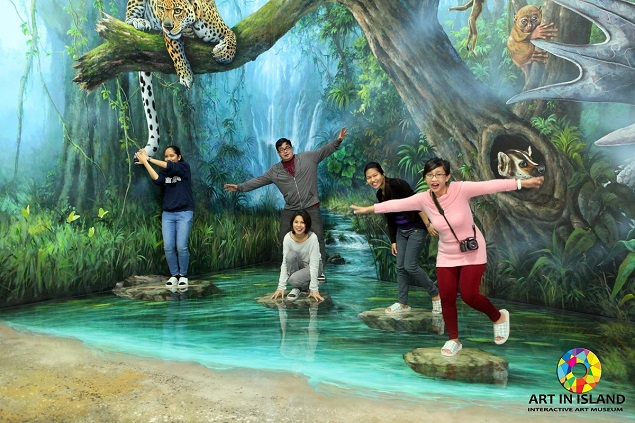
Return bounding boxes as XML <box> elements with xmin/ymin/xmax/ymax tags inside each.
<box><xmin>74</xmin><ymin>0</ymin><xmax>577</xmax><ymax>248</ymax></box>
<box><xmin>338</xmin><ymin>0</ymin><xmax>570</xmax><ymax>247</ymax></box>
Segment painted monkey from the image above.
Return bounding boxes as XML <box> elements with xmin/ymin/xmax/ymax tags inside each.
<box><xmin>507</xmin><ymin>5</ymin><xmax>558</xmax><ymax>82</ymax></box>
<box><xmin>449</xmin><ymin>0</ymin><xmax>485</xmax><ymax>52</ymax></box>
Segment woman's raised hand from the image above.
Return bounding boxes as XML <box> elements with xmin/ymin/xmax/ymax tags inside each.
<box><xmin>135</xmin><ymin>149</ymin><xmax>149</xmax><ymax>164</ymax></box>
<box><xmin>337</xmin><ymin>127</ymin><xmax>349</xmax><ymax>142</ymax></box>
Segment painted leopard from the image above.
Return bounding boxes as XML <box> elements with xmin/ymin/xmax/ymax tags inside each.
<box><xmin>125</xmin><ymin>0</ymin><xmax>236</xmax><ymax>155</ymax></box>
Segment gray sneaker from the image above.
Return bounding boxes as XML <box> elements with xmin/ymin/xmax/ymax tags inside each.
<box><xmin>287</xmin><ymin>288</ymin><xmax>301</xmax><ymax>301</ymax></box>
<box><xmin>317</xmin><ymin>274</ymin><xmax>326</xmax><ymax>283</ymax></box>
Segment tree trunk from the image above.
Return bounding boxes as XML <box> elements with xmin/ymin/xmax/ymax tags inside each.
<box><xmin>338</xmin><ymin>0</ymin><xmax>571</xmax><ymax>247</ymax></box>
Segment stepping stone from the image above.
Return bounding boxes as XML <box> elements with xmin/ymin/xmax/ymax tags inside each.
<box><xmin>403</xmin><ymin>347</ymin><xmax>509</xmax><ymax>384</ymax></box>
<box><xmin>358</xmin><ymin>308</ymin><xmax>445</xmax><ymax>334</ymax></box>
<box><xmin>113</xmin><ymin>274</ymin><xmax>222</xmax><ymax>301</ymax></box>
<box><xmin>256</xmin><ymin>292</ymin><xmax>333</xmax><ymax>309</ymax></box>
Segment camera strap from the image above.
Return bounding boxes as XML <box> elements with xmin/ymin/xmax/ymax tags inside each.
<box><xmin>431</xmin><ymin>191</ymin><xmax>476</xmax><ymax>244</ymax></box>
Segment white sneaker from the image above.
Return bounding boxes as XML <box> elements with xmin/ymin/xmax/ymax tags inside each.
<box><xmin>165</xmin><ymin>276</ymin><xmax>178</xmax><ymax>287</ymax></box>
<box><xmin>178</xmin><ymin>276</ymin><xmax>189</xmax><ymax>287</ymax></box>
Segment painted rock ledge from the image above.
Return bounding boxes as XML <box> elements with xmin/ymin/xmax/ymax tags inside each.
<box><xmin>113</xmin><ymin>275</ymin><xmax>222</xmax><ymax>301</ymax></box>
<box><xmin>358</xmin><ymin>308</ymin><xmax>445</xmax><ymax>334</ymax></box>
<box><xmin>256</xmin><ymin>292</ymin><xmax>333</xmax><ymax>309</ymax></box>
<box><xmin>403</xmin><ymin>347</ymin><xmax>509</xmax><ymax>384</ymax></box>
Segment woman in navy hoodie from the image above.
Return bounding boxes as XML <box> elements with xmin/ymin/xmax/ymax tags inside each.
<box><xmin>136</xmin><ymin>146</ymin><xmax>195</xmax><ymax>290</ymax></box>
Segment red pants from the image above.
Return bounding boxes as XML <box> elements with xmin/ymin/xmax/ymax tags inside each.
<box><xmin>436</xmin><ymin>264</ymin><xmax>502</xmax><ymax>340</ymax></box>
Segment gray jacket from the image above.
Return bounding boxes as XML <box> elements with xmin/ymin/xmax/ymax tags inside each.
<box><xmin>237</xmin><ymin>138</ymin><xmax>341</xmax><ymax>210</ymax></box>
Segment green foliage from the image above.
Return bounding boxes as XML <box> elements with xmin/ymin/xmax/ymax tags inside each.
<box><xmin>447</xmin><ymin>13</ymin><xmax>521</xmax><ymax>98</ymax></box>
<box><xmin>532</xmin><ymin>112</ymin><xmax>635</xmax><ymax>246</ymax></box>
<box><xmin>0</xmin><ymin>196</ymin><xmax>280</xmax><ymax>308</ymax></box>
<box><xmin>328</xmin><ymin>81</ymin><xmax>357</xmax><ymax>110</ymax></box>
<box><xmin>397</xmin><ymin>134</ymin><xmax>434</xmax><ymax>181</ymax></box>
<box><xmin>200</xmin><ymin>136</ymin><xmax>255</xmax><ymax>212</ymax></box>
<box><xmin>595</xmin><ymin>323</ymin><xmax>635</xmax><ymax>382</ymax></box>
<box><xmin>64</xmin><ymin>3</ymin><xmax>89</xmax><ymax>60</ymax></box>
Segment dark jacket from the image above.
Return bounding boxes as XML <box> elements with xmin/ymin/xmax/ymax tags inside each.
<box><xmin>376</xmin><ymin>177</ymin><xmax>425</xmax><ymax>243</ymax></box>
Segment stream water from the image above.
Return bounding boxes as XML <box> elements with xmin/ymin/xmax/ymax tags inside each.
<box><xmin>1</xmin><ymin>214</ymin><xmax>633</xmax><ymax>419</ymax></box>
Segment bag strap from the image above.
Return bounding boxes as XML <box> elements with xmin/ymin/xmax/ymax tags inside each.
<box><xmin>431</xmin><ymin>191</ymin><xmax>475</xmax><ymax>244</ymax></box>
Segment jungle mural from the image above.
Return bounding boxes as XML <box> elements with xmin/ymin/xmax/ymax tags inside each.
<box><xmin>2</xmin><ymin>0</ymin><xmax>634</xmax><ymax>330</ymax></box>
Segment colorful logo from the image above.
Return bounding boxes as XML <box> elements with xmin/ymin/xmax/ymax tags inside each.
<box><xmin>557</xmin><ymin>348</ymin><xmax>602</xmax><ymax>393</ymax></box>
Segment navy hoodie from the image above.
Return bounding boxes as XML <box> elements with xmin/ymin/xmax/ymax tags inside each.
<box><xmin>153</xmin><ymin>161</ymin><xmax>195</xmax><ymax>212</ymax></box>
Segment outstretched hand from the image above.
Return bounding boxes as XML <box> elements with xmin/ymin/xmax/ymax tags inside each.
<box><xmin>224</xmin><ymin>183</ymin><xmax>238</xmax><ymax>192</ymax></box>
<box><xmin>337</xmin><ymin>127</ymin><xmax>349</xmax><ymax>142</ymax></box>
<box><xmin>350</xmin><ymin>204</ymin><xmax>374</xmax><ymax>214</ymax></box>
<box><xmin>521</xmin><ymin>176</ymin><xmax>544</xmax><ymax>189</ymax></box>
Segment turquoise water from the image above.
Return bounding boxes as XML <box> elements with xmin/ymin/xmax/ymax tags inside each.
<box><xmin>1</xmin><ymin>215</ymin><xmax>633</xmax><ymax>420</ymax></box>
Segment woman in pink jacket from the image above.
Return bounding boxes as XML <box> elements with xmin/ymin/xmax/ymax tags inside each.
<box><xmin>351</xmin><ymin>157</ymin><xmax>543</xmax><ymax>356</ymax></box>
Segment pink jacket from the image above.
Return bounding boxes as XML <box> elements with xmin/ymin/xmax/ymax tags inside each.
<box><xmin>374</xmin><ymin>180</ymin><xmax>517</xmax><ymax>267</ymax></box>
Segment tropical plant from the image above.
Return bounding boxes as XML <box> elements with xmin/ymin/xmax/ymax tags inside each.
<box><xmin>397</xmin><ymin>133</ymin><xmax>435</xmax><ymax>181</ymax></box>
<box><xmin>0</xmin><ymin>195</ymin><xmax>281</xmax><ymax>309</ymax></box>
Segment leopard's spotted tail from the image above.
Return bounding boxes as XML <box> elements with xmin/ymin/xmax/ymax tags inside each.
<box><xmin>139</xmin><ymin>72</ymin><xmax>160</xmax><ymax>156</ymax></box>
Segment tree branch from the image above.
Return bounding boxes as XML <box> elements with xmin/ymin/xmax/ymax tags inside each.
<box><xmin>73</xmin><ymin>0</ymin><xmax>324</xmax><ymax>91</ymax></box>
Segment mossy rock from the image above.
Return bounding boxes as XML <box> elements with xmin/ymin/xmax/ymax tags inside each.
<box><xmin>256</xmin><ymin>292</ymin><xmax>333</xmax><ymax>309</ymax></box>
<box><xmin>113</xmin><ymin>274</ymin><xmax>222</xmax><ymax>301</ymax></box>
<box><xmin>358</xmin><ymin>308</ymin><xmax>445</xmax><ymax>334</ymax></box>
<box><xmin>403</xmin><ymin>347</ymin><xmax>509</xmax><ymax>384</ymax></box>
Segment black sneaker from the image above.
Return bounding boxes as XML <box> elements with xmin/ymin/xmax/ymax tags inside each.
<box><xmin>317</xmin><ymin>274</ymin><xmax>327</xmax><ymax>283</ymax></box>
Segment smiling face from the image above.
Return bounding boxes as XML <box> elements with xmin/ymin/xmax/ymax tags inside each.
<box><xmin>365</xmin><ymin>167</ymin><xmax>386</xmax><ymax>190</ymax></box>
<box><xmin>292</xmin><ymin>215</ymin><xmax>307</xmax><ymax>236</ymax></box>
<box><xmin>425</xmin><ymin>166</ymin><xmax>451</xmax><ymax>196</ymax></box>
<box><xmin>164</xmin><ymin>147</ymin><xmax>181</xmax><ymax>163</ymax></box>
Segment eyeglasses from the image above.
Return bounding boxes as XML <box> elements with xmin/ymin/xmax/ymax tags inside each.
<box><xmin>277</xmin><ymin>145</ymin><xmax>292</xmax><ymax>153</ymax></box>
<box><xmin>425</xmin><ymin>173</ymin><xmax>447</xmax><ymax>180</ymax></box>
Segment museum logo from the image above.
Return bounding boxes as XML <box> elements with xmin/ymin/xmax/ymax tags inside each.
<box><xmin>527</xmin><ymin>348</ymin><xmax>626</xmax><ymax>414</ymax></box>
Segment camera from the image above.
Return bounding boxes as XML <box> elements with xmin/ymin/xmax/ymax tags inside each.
<box><xmin>460</xmin><ymin>237</ymin><xmax>479</xmax><ymax>252</ymax></box>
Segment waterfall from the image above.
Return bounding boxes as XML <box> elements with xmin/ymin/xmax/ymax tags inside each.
<box><xmin>203</xmin><ymin>2</ymin><xmax>332</xmax><ymax>181</ymax></box>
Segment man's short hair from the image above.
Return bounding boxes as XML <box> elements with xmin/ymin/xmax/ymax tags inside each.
<box><xmin>275</xmin><ymin>138</ymin><xmax>292</xmax><ymax>151</ymax></box>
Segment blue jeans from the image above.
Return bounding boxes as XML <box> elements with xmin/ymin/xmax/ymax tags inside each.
<box><xmin>395</xmin><ymin>227</ymin><xmax>439</xmax><ymax>304</ymax></box>
<box><xmin>162</xmin><ymin>210</ymin><xmax>194</xmax><ymax>277</ymax></box>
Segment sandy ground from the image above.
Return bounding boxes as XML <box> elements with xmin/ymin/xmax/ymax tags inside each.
<box><xmin>0</xmin><ymin>324</ymin><xmax>628</xmax><ymax>423</ymax></box>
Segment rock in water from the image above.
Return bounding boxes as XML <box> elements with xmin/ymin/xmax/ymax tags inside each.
<box><xmin>403</xmin><ymin>347</ymin><xmax>509</xmax><ymax>384</ymax></box>
<box><xmin>113</xmin><ymin>275</ymin><xmax>222</xmax><ymax>301</ymax></box>
<box><xmin>256</xmin><ymin>292</ymin><xmax>333</xmax><ymax>309</ymax></box>
<box><xmin>358</xmin><ymin>308</ymin><xmax>445</xmax><ymax>334</ymax></box>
